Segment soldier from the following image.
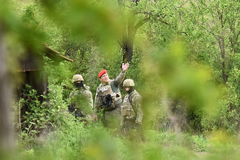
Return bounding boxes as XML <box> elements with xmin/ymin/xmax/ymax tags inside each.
<box><xmin>93</xmin><ymin>63</ymin><xmax>129</xmax><ymax>129</ymax></box>
<box><xmin>69</xmin><ymin>74</ymin><xmax>93</xmax><ymax>121</ymax></box>
<box><xmin>121</xmin><ymin>79</ymin><xmax>144</xmax><ymax>140</ymax></box>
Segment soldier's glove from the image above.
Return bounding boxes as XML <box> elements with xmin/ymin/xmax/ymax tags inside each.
<box><xmin>68</xmin><ymin>104</ymin><xmax>75</xmax><ymax>113</ymax></box>
<box><xmin>75</xmin><ymin>112</ymin><xmax>84</xmax><ymax>119</ymax></box>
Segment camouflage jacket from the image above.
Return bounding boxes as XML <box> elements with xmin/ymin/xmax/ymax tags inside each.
<box><xmin>69</xmin><ymin>84</ymin><xmax>93</xmax><ymax>114</ymax></box>
<box><xmin>121</xmin><ymin>90</ymin><xmax>143</xmax><ymax>124</ymax></box>
<box><xmin>94</xmin><ymin>70</ymin><xmax>126</xmax><ymax>113</ymax></box>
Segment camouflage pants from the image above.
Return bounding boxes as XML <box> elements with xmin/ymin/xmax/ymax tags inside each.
<box><xmin>122</xmin><ymin>119</ymin><xmax>145</xmax><ymax>141</ymax></box>
<box><xmin>102</xmin><ymin>107</ymin><xmax>122</xmax><ymax>129</ymax></box>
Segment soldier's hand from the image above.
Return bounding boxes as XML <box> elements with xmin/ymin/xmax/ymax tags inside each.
<box><xmin>93</xmin><ymin>115</ymin><xmax>98</xmax><ymax>121</ymax></box>
<box><xmin>122</xmin><ymin>63</ymin><xmax>129</xmax><ymax>71</ymax></box>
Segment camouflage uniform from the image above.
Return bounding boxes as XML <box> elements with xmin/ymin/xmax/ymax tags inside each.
<box><xmin>94</xmin><ymin>70</ymin><xmax>126</xmax><ymax>129</ymax></box>
<box><xmin>69</xmin><ymin>74</ymin><xmax>93</xmax><ymax>120</ymax></box>
<box><xmin>121</xmin><ymin>90</ymin><xmax>143</xmax><ymax>134</ymax></box>
<box><xmin>121</xmin><ymin>79</ymin><xmax>144</xmax><ymax>140</ymax></box>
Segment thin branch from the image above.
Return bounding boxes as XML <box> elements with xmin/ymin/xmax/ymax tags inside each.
<box><xmin>203</xmin><ymin>48</ymin><xmax>221</xmax><ymax>63</ymax></box>
<box><xmin>134</xmin><ymin>17</ymin><xmax>149</xmax><ymax>31</ymax></box>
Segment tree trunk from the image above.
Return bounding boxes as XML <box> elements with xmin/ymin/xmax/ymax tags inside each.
<box><xmin>0</xmin><ymin>24</ymin><xmax>15</xmax><ymax>154</ymax></box>
<box><xmin>122</xmin><ymin>38</ymin><xmax>134</xmax><ymax>63</ymax></box>
<box><xmin>122</xmin><ymin>17</ymin><xmax>136</xmax><ymax>63</ymax></box>
<box><xmin>222</xmin><ymin>61</ymin><xmax>228</xmax><ymax>85</ymax></box>
<box><xmin>119</xmin><ymin>0</ymin><xmax>148</xmax><ymax>63</ymax></box>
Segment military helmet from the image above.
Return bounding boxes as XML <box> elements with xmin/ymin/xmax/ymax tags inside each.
<box><xmin>123</xmin><ymin>79</ymin><xmax>135</xmax><ymax>87</ymax></box>
<box><xmin>72</xmin><ymin>74</ymin><xmax>84</xmax><ymax>83</ymax></box>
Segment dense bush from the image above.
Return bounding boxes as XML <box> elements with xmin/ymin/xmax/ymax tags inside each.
<box><xmin>14</xmin><ymin>84</ymin><xmax>71</xmax><ymax>148</ymax></box>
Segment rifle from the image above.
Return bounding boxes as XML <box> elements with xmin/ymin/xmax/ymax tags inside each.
<box><xmin>68</xmin><ymin>103</ymin><xmax>84</xmax><ymax>118</ymax></box>
<box><xmin>98</xmin><ymin>91</ymin><xmax>113</xmax><ymax>110</ymax></box>
<box><xmin>68</xmin><ymin>104</ymin><xmax>75</xmax><ymax>113</ymax></box>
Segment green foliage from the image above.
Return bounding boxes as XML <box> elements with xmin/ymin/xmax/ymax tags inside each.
<box><xmin>18</xmin><ymin>124</ymin><xmax>212</xmax><ymax>160</ymax></box>
<box><xmin>1</xmin><ymin>0</ymin><xmax>45</xmax><ymax>56</ymax></box>
<box><xmin>191</xmin><ymin>135</ymin><xmax>208</xmax><ymax>152</ymax></box>
<box><xmin>20</xmin><ymin>3</ymin><xmax>39</xmax><ymax>29</ymax></box>
<box><xmin>44</xmin><ymin>60</ymin><xmax>72</xmax><ymax>85</ymax></box>
<box><xmin>15</xmin><ymin>122</ymin><xmax>240</xmax><ymax>160</ymax></box>
<box><xmin>177</xmin><ymin>0</ymin><xmax>240</xmax><ymax>133</ymax></box>
<box><xmin>15</xmin><ymin>84</ymin><xmax>71</xmax><ymax>148</ymax></box>
<box><xmin>140</xmin><ymin>40</ymin><xmax>220</xmax><ymax>133</ymax></box>
<box><xmin>26</xmin><ymin>123</ymin><xmax>131</xmax><ymax>160</ymax></box>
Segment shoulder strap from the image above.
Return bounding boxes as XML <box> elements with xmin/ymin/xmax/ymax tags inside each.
<box><xmin>128</xmin><ymin>95</ymin><xmax>132</xmax><ymax>105</ymax></box>
<box><xmin>128</xmin><ymin>91</ymin><xmax>138</xmax><ymax>106</ymax></box>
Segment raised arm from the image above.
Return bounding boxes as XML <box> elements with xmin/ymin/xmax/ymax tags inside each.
<box><xmin>114</xmin><ymin>63</ymin><xmax>129</xmax><ymax>85</ymax></box>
